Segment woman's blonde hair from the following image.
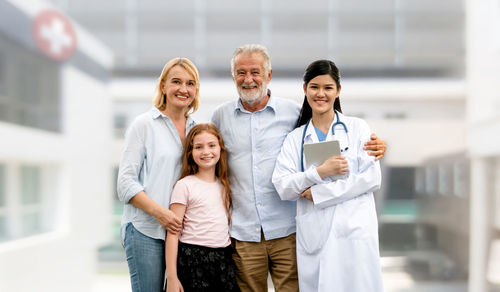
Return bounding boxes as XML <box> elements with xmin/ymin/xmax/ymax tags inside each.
<box><xmin>153</xmin><ymin>57</ymin><xmax>200</xmax><ymax>117</ymax></box>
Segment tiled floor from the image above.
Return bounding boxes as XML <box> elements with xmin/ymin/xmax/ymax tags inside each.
<box><xmin>91</xmin><ymin>256</ymin><xmax>467</xmax><ymax>292</ymax></box>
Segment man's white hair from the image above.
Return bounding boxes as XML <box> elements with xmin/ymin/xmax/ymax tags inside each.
<box><xmin>230</xmin><ymin>44</ymin><xmax>272</xmax><ymax>77</ymax></box>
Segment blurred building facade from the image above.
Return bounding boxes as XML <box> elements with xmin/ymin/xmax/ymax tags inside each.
<box><xmin>466</xmin><ymin>0</ymin><xmax>500</xmax><ymax>290</ymax></box>
<box><xmin>5</xmin><ymin>0</ymin><xmax>500</xmax><ymax>291</ymax></box>
<box><xmin>0</xmin><ymin>1</ymin><xmax>113</xmax><ymax>291</ymax></box>
<box><xmin>48</xmin><ymin>0</ymin><xmax>465</xmax><ymax>79</ymax></box>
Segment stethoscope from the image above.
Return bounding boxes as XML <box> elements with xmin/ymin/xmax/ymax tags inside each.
<box><xmin>300</xmin><ymin>110</ymin><xmax>349</xmax><ymax>172</ymax></box>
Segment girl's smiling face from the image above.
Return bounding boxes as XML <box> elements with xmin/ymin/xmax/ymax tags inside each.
<box><xmin>192</xmin><ymin>131</ymin><xmax>221</xmax><ymax>171</ymax></box>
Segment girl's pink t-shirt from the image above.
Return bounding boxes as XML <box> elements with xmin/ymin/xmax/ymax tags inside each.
<box><xmin>170</xmin><ymin>175</ymin><xmax>231</xmax><ymax>248</ymax></box>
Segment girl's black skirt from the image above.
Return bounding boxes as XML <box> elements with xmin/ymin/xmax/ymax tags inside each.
<box><xmin>177</xmin><ymin>241</ymin><xmax>240</xmax><ymax>292</ymax></box>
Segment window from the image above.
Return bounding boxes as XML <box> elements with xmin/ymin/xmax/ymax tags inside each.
<box><xmin>113</xmin><ymin>114</ymin><xmax>128</xmax><ymax>139</ymax></box>
<box><xmin>453</xmin><ymin>160</ymin><xmax>469</xmax><ymax>197</ymax></box>
<box><xmin>0</xmin><ymin>34</ymin><xmax>61</xmax><ymax>132</ymax></box>
<box><xmin>386</xmin><ymin>167</ymin><xmax>417</xmax><ymax>200</ymax></box>
<box><xmin>415</xmin><ymin>167</ymin><xmax>425</xmax><ymax>195</ymax></box>
<box><xmin>20</xmin><ymin>166</ymin><xmax>42</xmax><ymax>236</ymax></box>
<box><xmin>438</xmin><ymin>164</ymin><xmax>452</xmax><ymax>195</ymax></box>
<box><xmin>425</xmin><ymin>166</ymin><xmax>438</xmax><ymax>195</ymax></box>
<box><xmin>0</xmin><ymin>163</ymin><xmax>56</xmax><ymax>242</ymax></box>
<box><xmin>21</xmin><ymin>166</ymin><xmax>41</xmax><ymax>204</ymax></box>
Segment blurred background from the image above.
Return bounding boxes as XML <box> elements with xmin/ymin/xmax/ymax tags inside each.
<box><xmin>0</xmin><ymin>0</ymin><xmax>499</xmax><ymax>291</ymax></box>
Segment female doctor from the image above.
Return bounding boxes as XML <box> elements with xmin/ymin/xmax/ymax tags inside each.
<box><xmin>272</xmin><ymin>60</ymin><xmax>383</xmax><ymax>292</ymax></box>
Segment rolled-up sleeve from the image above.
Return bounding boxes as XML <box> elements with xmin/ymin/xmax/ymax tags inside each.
<box><xmin>117</xmin><ymin>120</ymin><xmax>146</xmax><ymax>203</ymax></box>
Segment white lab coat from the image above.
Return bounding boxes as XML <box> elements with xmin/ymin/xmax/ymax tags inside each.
<box><xmin>272</xmin><ymin>113</ymin><xmax>383</xmax><ymax>292</ymax></box>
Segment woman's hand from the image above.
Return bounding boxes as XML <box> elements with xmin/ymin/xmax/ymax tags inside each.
<box><xmin>166</xmin><ymin>277</ymin><xmax>184</xmax><ymax>292</ymax></box>
<box><xmin>300</xmin><ymin>188</ymin><xmax>313</xmax><ymax>202</ymax></box>
<box><xmin>156</xmin><ymin>208</ymin><xmax>182</xmax><ymax>234</ymax></box>
<box><xmin>316</xmin><ymin>155</ymin><xmax>348</xmax><ymax>178</ymax></box>
<box><xmin>129</xmin><ymin>191</ymin><xmax>182</xmax><ymax>233</ymax></box>
<box><xmin>364</xmin><ymin>133</ymin><xmax>386</xmax><ymax>161</ymax></box>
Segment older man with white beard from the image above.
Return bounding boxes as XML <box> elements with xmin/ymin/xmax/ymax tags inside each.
<box><xmin>211</xmin><ymin>44</ymin><xmax>386</xmax><ymax>292</ymax></box>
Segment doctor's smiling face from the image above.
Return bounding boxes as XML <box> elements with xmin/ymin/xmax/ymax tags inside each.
<box><xmin>304</xmin><ymin>74</ymin><xmax>341</xmax><ymax>116</ymax></box>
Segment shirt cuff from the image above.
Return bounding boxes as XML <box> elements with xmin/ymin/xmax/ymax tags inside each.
<box><xmin>124</xmin><ymin>185</ymin><xmax>144</xmax><ymax>203</ymax></box>
<box><xmin>305</xmin><ymin>167</ymin><xmax>324</xmax><ymax>185</ymax></box>
<box><xmin>310</xmin><ymin>184</ymin><xmax>325</xmax><ymax>207</ymax></box>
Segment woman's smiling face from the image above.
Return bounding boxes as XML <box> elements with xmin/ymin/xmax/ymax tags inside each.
<box><xmin>304</xmin><ymin>74</ymin><xmax>341</xmax><ymax>116</ymax></box>
<box><xmin>161</xmin><ymin>65</ymin><xmax>197</xmax><ymax>111</ymax></box>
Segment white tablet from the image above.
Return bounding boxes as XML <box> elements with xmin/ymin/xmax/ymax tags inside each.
<box><xmin>303</xmin><ymin>140</ymin><xmax>341</xmax><ymax>169</ymax></box>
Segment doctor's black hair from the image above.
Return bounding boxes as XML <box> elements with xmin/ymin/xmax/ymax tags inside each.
<box><xmin>295</xmin><ymin>60</ymin><xmax>342</xmax><ymax>129</ymax></box>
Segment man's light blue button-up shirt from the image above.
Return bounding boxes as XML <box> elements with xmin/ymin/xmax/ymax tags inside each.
<box><xmin>211</xmin><ymin>94</ymin><xmax>300</xmax><ymax>242</ymax></box>
<box><xmin>117</xmin><ymin>107</ymin><xmax>196</xmax><ymax>243</ymax></box>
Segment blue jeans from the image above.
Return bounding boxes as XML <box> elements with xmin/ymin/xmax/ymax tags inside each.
<box><xmin>123</xmin><ymin>222</ymin><xmax>165</xmax><ymax>292</ymax></box>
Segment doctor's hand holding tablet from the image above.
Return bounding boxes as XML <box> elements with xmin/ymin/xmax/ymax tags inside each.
<box><xmin>301</xmin><ymin>140</ymin><xmax>348</xmax><ymax>201</ymax></box>
<box><xmin>316</xmin><ymin>155</ymin><xmax>348</xmax><ymax>178</ymax></box>
<box><xmin>302</xmin><ymin>134</ymin><xmax>349</xmax><ymax>178</ymax></box>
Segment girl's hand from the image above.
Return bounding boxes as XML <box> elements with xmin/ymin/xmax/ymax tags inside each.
<box><xmin>156</xmin><ymin>208</ymin><xmax>182</xmax><ymax>234</ymax></box>
<box><xmin>364</xmin><ymin>133</ymin><xmax>386</xmax><ymax>161</ymax></box>
<box><xmin>299</xmin><ymin>188</ymin><xmax>313</xmax><ymax>202</ymax></box>
<box><xmin>316</xmin><ymin>155</ymin><xmax>348</xmax><ymax>178</ymax></box>
<box><xmin>166</xmin><ymin>277</ymin><xmax>184</xmax><ymax>292</ymax></box>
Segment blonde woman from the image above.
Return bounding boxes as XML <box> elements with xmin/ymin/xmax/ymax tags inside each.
<box><xmin>117</xmin><ymin>58</ymin><xmax>200</xmax><ymax>292</ymax></box>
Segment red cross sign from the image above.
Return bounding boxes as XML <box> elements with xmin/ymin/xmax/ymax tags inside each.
<box><xmin>32</xmin><ymin>10</ymin><xmax>77</xmax><ymax>61</ymax></box>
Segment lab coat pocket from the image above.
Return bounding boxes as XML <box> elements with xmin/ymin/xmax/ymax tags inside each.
<box><xmin>334</xmin><ymin>194</ymin><xmax>376</xmax><ymax>239</ymax></box>
<box><xmin>296</xmin><ymin>209</ymin><xmax>331</xmax><ymax>254</ymax></box>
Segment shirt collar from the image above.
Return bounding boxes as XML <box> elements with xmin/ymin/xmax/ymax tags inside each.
<box><xmin>186</xmin><ymin>116</ymin><xmax>196</xmax><ymax>128</ymax></box>
<box><xmin>304</xmin><ymin>119</ymin><xmax>319</xmax><ymax>143</ymax></box>
<box><xmin>304</xmin><ymin>111</ymin><xmax>344</xmax><ymax>143</ymax></box>
<box><xmin>150</xmin><ymin>107</ymin><xmax>196</xmax><ymax>127</ymax></box>
<box><xmin>233</xmin><ymin>89</ymin><xmax>276</xmax><ymax>114</ymax></box>
<box><xmin>150</xmin><ymin>107</ymin><xmax>163</xmax><ymax>119</ymax></box>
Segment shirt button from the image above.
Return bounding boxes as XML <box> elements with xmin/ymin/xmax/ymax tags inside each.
<box><xmin>257</xmin><ymin>203</ymin><xmax>262</xmax><ymax>207</ymax></box>
<box><xmin>256</xmin><ymin>228</ymin><xmax>260</xmax><ymax>233</ymax></box>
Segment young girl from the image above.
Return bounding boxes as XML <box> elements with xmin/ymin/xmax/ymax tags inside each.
<box><xmin>165</xmin><ymin>123</ymin><xmax>240</xmax><ymax>292</ymax></box>
<box><xmin>272</xmin><ymin>60</ymin><xmax>383</xmax><ymax>291</ymax></box>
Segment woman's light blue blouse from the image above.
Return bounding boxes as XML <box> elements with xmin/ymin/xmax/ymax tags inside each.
<box><xmin>117</xmin><ymin>107</ymin><xmax>195</xmax><ymax>242</ymax></box>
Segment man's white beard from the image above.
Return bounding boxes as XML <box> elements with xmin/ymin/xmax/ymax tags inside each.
<box><xmin>237</xmin><ymin>81</ymin><xmax>268</xmax><ymax>106</ymax></box>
